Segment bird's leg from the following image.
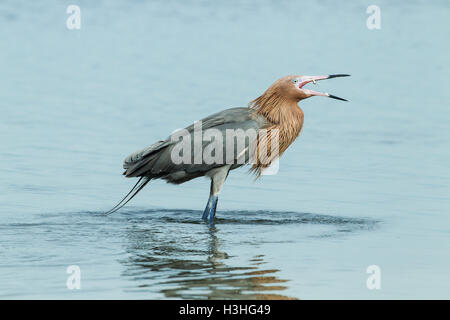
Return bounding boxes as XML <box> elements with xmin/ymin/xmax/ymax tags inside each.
<box><xmin>209</xmin><ymin>195</ymin><xmax>218</xmax><ymax>221</ymax></box>
<box><xmin>202</xmin><ymin>195</ymin><xmax>214</xmax><ymax>220</ymax></box>
<box><xmin>201</xmin><ymin>179</ymin><xmax>219</xmax><ymax>221</ymax></box>
<box><xmin>201</xmin><ymin>165</ymin><xmax>230</xmax><ymax>222</ymax></box>
<box><xmin>202</xmin><ymin>194</ymin><xmax>218</xmax><ymax>221</ymax></box>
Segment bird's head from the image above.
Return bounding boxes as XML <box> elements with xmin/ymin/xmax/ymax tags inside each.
<box><xmin>275</xmin><ymin>74</ymin><xmax>350</xmax><ymax>102</ymax></box>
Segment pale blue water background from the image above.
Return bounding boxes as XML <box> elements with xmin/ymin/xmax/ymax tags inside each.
<box><xmin>0</xmin><ymin>0</ymin><xmax>449</xmax><ymax>299</ymax></box>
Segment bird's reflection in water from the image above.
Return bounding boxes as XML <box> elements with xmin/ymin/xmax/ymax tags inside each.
<box><xmin>121</xmin><ymin>222</ymin><xmax>295</xmax><ymax>299</ymax></box>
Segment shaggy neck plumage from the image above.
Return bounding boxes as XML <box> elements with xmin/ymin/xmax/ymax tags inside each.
<box><xmin>249</xmin><ymin>89</ymin><xmax>304</xmax><ymax>134</ymax></box>
<box><xmin>248</xmin><ymin>88</ymin><xmax>305</xmax><ymax>175</ymax></box>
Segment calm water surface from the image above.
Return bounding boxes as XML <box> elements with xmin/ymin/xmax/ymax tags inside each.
<box><xmin>0</xmin><ymin>0</ymin><xmax>449</xmax><ymax>299</ymax></box>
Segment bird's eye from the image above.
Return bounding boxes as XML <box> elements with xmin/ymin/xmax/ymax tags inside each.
<box><xmin>292</xmin><ymin>79</ymin><xmax>298</xmax><ymax>84</ymax></box>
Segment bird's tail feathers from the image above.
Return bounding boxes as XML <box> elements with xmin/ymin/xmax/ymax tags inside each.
<box><xmin>104</xmin><ymin>177</ymin><xmax>151</xmax><ymax>215</ymax></box>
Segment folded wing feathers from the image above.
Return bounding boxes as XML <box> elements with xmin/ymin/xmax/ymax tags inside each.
<box><xmin>122</xmin><ymin>108</ymin><xmax>269</xmax><ymax>178</ymax></box>
<box><xmin>123</xmin><ymin>140</ymin><xmax>167</xmax><ymax>170</ymax></box>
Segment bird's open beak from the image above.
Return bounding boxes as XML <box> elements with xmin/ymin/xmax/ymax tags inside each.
<box><xmin>299</xmin><ymin>74</ymin><xmax>350</xmax><ymax>101</ymax></box>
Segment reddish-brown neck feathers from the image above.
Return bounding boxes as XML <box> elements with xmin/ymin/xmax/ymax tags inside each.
<box><xmin>248</xmin><ymin>77</ymin><xmax>305</xmax><ymax>175</ymax></box>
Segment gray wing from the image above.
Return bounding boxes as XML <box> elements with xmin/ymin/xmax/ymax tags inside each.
<box><xmin>122</xmin><ymin>107</ymin><xmax>268</xmax><ymax>183</ymax></box>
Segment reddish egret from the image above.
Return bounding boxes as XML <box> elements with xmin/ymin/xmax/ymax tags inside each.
<box><xmin>106</xmin><ymin>74</ymin><xmax>349</xmax><ymax>221</ymax></box>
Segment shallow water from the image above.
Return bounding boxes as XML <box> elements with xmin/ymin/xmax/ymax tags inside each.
<box><xmin>1</xmin><ymin>209</ymin><xmax>378</xmax><ymax>299</ymax></box>
<box><xmin>0</xmin><ymin>0</ymin><xmax>449</xmax><ymax>299</ymax></box>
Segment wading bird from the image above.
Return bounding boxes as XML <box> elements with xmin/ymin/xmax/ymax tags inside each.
<box><xmin>106</xmin><ymin>74</ymin><xmax>349</xmax><ymax>221</ymax></box>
